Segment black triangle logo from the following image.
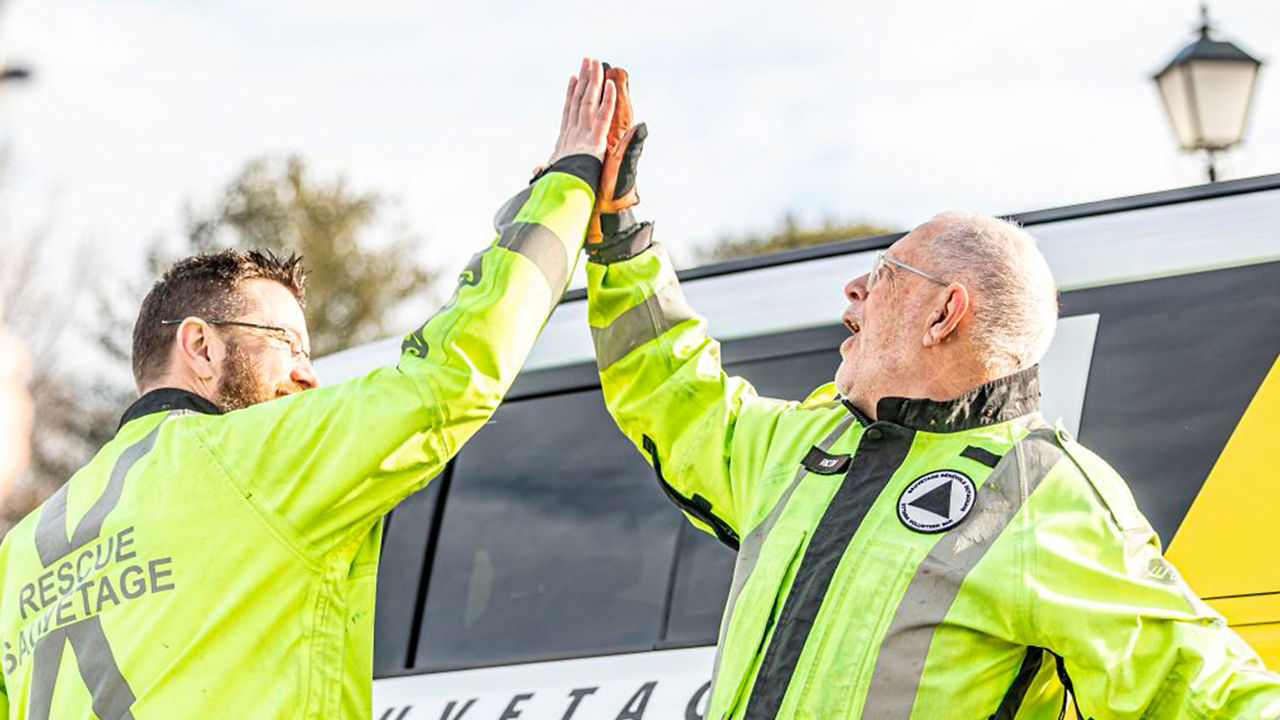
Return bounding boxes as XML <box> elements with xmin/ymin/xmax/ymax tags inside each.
<box><xmin>909</xmin><ymin>481</ymin><xmax>953</xmax><ymax>519</ymax></box>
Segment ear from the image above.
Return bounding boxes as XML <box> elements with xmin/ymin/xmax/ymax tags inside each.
<box><xmin>174</xmin><ymin>318</ymin><xmax>220</xmax><ymax>381</ymax></box>
<box><xmin>923</xmin><ymin>283</ymin><xmax>970</xmax><ymax>347</ymax></box>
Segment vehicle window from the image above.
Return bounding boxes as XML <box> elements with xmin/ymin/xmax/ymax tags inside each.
<box><xmin>414</xmin><ymin>388</ymin><xmax>683</xmax><ymax>672</ymax></box>
<box><xmin>662</xmin><ymin>523</ymin><xmax>735</xmax><ymax>647</ymax></box>
<box><xmin>730</xmin><ymin>348</ymin><xmax>841</xmax><ymax>403</ymax></box>
<box><xmin>663</xmin><ymin>348</ymin><xmax>843</xmax><ymax>646</ymax></box>
<box><xmin>374</xmin><ymin>480</ymin><xmax>443</xmax><ymax>676</ymax></box>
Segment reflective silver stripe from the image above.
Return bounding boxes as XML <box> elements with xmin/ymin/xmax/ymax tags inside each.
<box><xmin>591</xmin><ymin>279</ymin><xmax>698</xmax><ymax>371</ymax></box>
<box><xmin>27</xmin><ymin>626</ymin><xmax>66</xmax><ymax>720</ymax></box>
<box><xmin>492</xmin><ymin>185</ymin><xmax>533</xmax><ymax>235</ymax></box>
<box><xmin>33</xmin><ymin>487</ymin><xmax>72</xmax><ymax>570</ymax></box>
<box><xmin>860</xmin><ymin>425</ymin><xmax>1062</xmax><ymax>719</ymax></box>
<box><xmin>68</xmin><ymin>616</ymin><xmax>137</xmax><ymax>720</ymax></box>
<box><xmin>73</xmin><ymin>422</ymin><xmax>163</xmax><ymax>551</ymax></box>
<box><xmin>496</xmin><ymin>221</ymin><xmax>569</xmax><ymax>300</ymax></box>
<box><xmin>29</xmin><ymin>618</ymin><xmax>138</xmax><ymax>720</ymax></box>
<box><xmin>28</xmin><ymin>416</ymin><xmax>165</xmax><ymax>719</ymax></box>
<box><xmin>36</xmin><ymin>419</ymin><xmax>164</xmax><ymax>567</ymax></box>
<box><xmin>708</xmin><ymin>413</ymin><xmax>857</xmax><ymax>704</ymax></box>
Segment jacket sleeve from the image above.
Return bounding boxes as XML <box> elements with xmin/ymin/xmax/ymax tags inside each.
<box><xmin>586</xmin><ymin>240</ymin><xmax>797</xmax><ymax>548</ymax></box>
<box><xmin>1019</xmin><ymin>434</ymin><xmax>1280</xmax><ymax>719</ymax></box>
<box><xmin>196</xmin><ymin>156</ymin><xmax>601</xmax><ymax>557</ymax></box>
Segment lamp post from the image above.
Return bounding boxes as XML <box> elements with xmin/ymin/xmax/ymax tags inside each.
<box><xmin>1153</xmin><ymin>4</ymin><xmax>1263</xmax><ymax>182</ymax></box>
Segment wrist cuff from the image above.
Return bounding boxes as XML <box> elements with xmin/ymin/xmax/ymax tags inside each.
<box><xmin>588</xmin><ymin>212</ymin><xmax>654</xmax><ymax>264</ymax></box>
<box><xmin>533</xmin><ymin>154</ymin><xmax>602</xmax><ymax>193</ymax></box>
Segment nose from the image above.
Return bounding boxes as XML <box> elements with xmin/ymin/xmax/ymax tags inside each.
<box><xmin>844</xmin><ymin>273</ymin><xmax>869</xmax><ymax>303</ymax></box>
<box><xmin>291</xmin><ymin>358</ymin><xmax>320</xmax><ymax>390</ymax></box>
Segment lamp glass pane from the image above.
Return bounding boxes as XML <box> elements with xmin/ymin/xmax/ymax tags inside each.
<box><xmin>1188</xmin><ymin>59</ymin><xmax>1259</xmax><ymax>149</ymax></box>
<box><xmin>1157</xmin><ymin>65</ymin><xmax>1199</xmax><ymax>149</ymax></box>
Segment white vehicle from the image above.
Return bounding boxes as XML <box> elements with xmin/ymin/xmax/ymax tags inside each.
<box><xmin>315</xmin><ymin>175</ymin><xmax>1280</xmax><ymax>720</ymax></box>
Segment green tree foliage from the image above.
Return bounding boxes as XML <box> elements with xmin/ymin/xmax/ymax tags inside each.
<box><xmin>696</xmin><ymin>212</ymin><xmax>898</xmax><ymax>264</ymax></box>
<box><xmin>172</xmin><ymin>155</ymin><xmax>434</xmax><ymax>357</ymax></box>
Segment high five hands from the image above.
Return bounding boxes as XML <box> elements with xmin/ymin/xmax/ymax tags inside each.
<box><xmin>548</xmin><ymin>58</ymin><xmax>618</xmax><ymax>165</ymax></box>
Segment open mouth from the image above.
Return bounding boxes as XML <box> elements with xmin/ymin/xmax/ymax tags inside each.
<box><xmin>843</xmin><ymin>316</ymin><xmax>861</xmax><ymax>335</ymax></box>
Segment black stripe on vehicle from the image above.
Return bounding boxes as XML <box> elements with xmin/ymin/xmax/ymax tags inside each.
<box><xmin>1062</xmin><ymin>260</ymin><xmax>1280</xmax><ymax>544</ymax></box>
<box><xmin>742</xmin><ymin>423</ymin><xmax>914</xmax><ymax>719</ymax></box>
<box><xmin>642</xmin><ymin>435</ymin><xmax>740</xmax><ymax>551</ymax></box>
<box><xmin>961</xmin><ymin>445</ymin><xmax>1002</xmax><ymax>468</ymax></box>
<box><xmin>988</xmin><ymin>647</ymin><xmax>1044</xmax><ymax>720</ymax></box>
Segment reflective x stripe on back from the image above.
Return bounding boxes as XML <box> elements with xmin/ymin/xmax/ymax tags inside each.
<box><xmin>27</xmin><ymin>415</ymin><xmax>168</xmax><ymax>720</ymax></box>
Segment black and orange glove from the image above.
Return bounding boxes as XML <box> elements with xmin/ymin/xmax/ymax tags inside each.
<box><xmin>586</xmin><ymin>65</ymin><xmax>652</xmax><ymax>262</ymax></box>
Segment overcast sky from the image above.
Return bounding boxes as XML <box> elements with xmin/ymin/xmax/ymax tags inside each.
<box><xmin>1</xmin><ymin>0</ymin><xmax>1277</xmax><ymax>286</ymax></box>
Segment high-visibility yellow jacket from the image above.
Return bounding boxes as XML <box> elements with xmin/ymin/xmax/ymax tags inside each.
<box><xmin>0</xmin><ymin>156</ymin><xmax>600</xmax><ymax>719</ymax></box>
<box><xmin>587</xmin><ymin>238</ymin><xmax>1280</xmax><ymax>719</ymax></box>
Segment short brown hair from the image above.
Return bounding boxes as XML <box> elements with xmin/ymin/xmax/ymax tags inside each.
<box><xmin>132</xmin><ymin>249</ymin><xmax>306</xmax><ymax>385</ymax></box>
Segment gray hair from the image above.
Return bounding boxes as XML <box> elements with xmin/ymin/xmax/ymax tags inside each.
<box><xmin>923</xmin><ymin>211</ymin><xmax>1059</xmax><ymax>372</ymax></box>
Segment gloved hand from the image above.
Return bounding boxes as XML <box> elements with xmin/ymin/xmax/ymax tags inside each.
<box><xmin>586</xmin><ymin>65</ymin><xmax>652</xmax><ymax>262</ymax></box>
<box><xmin>587</xmin><ymin>65</ymin><xmax>643</xmax><ymax>241</ymax></box>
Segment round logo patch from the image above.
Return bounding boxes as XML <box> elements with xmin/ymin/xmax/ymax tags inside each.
<box><xmin>897</xmin><ymin>470</ymin><xmax>976</xmax><ymax>533</ymax></box>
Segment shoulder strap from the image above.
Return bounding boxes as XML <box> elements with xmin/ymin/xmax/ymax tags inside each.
<box><xmin>1051</xmin><ymin>651</ymin><xmax>1093</xmax><ymax>720</ymax></box>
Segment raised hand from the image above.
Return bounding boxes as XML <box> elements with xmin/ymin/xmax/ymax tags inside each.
<box><xmin>588</xmin><ymin>65</ymin><xmax>647</xmax><ymax>245</ymax></box>
<box><xmin>547</xmin><ymin>58</ymin><xmax>617</xmax><ymax>165</ymax></box>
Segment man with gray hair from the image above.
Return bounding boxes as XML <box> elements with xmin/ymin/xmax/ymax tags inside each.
<box><xmin>914</xmin><ymin>211</ymin><xmax>1059</xmax><ymax>369</ymax></box>
<box><xmin>585</xmin><ymin>172</ymin><xmax>1280</xmax><ymax>712</ymax></box>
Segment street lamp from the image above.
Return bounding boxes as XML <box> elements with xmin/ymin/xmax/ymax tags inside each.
<box><xmin>0</xmin><ymin>47</ymin><xmax>32</xmax><ymax>87</ymax></box>
<box><xmin>0</xmin><ymin>66</ymin><xmax>29</xmax><ymax>83</ymax></box>
<box><xmin>1153</xmin><ymin>4</ymin><xmax>1263</xmax><ymax>182</ymax></box>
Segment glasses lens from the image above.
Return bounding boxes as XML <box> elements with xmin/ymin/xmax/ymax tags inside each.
<box><xmin>287</xmin><ymin>332</ymin><xmax>309</xmax><ymax>361</ymax></box>
<box><xmin>868</xmin><ymin>252</ymin><xmax>883</xmax><ymax>290</ymax></box>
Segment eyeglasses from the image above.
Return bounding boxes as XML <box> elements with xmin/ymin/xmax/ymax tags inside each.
<box><xmin>867</xmin><ymin>251</ymin><xmax>949</xmax><ymax>292</ymax></box>
<box><xmin>160</xmin><ymin>318</ymin><xmax>311</xmax><ymax>362</ymax></box>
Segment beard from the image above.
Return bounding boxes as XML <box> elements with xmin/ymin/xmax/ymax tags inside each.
<box><xmin>834</xmin><ymin>326</ymin><xmax>913</xmax><ymax>411</ymax></box>
<box><xmin>214</xmin><ymin>340</ymin><xmax>278</xmax><ymax>412</ymax></box>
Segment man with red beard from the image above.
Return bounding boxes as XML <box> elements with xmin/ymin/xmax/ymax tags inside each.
<box><xmin>0</xmin><ymin>57</ymin><xmax>617</xmax><ymax>718</ymax></box>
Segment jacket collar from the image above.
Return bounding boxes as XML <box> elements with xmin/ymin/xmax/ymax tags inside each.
<box><xmin>118</xmin><ymin>388</ymin><xmax>221</xmax><ymax>431</ymax></box>
<box><xmin>843</xmin><ymin>366</ymin><xmax>1040</xmax><ymax>433</ymax></box>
